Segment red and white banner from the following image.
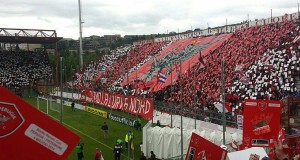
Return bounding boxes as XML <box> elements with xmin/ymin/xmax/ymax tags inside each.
<box><xmin>185</xmin><ymin>132</ymin><xmax>227</xmax><ymax>160</ymax></box>
<box><xmin>243</xmin><ymin>99</ymin><xmax>282</xmax><ymax>148</ymax></box>
<box><xmin>81</xmin><ymin>90</ymin><xmax>153</xmax><ymax>120</ymax></box>
<box><xmin>0</xmin><ymin>86</ymin><xmax>80</xmax><ymax>160</ymax></box>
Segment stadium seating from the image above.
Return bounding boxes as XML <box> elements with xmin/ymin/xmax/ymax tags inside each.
<box><xmin>0</xmin><ymin>51</ymin><xmax>52</xmax><ymax>91</ymax></box>
<box><xmin>71</xmin><ymin>20</ymin><xmax>300</xmax><ymax>126</ymax></box>
<box><xmin>158</xmin><ymin>20</ymin><xmax>300</xmax><ymax>117</ymax></box>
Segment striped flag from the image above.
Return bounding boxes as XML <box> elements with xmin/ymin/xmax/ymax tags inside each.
<box><xmin>157</xmin><ymin>72</ymin><xmax>167</xmax><ymax>83</ymax></box>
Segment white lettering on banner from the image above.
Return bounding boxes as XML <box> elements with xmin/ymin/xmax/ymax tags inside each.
<box><xmin>107</xmin><ymin>95</ymin><xmax>112</xmax><ymax>108</ymax></box>
<box><xmin>123</xmin><ymin>98</ymin><xmax>129</xmax><ymax>111</ymax></box>
<box><xmin>94</xmin><ymin>92</ymin><xmax>99</xmax><ymax>104</ymax></box>
<box><xmin>104</xmin><ymin>94</ymin><xmax>109</xmax><ymax>106</ymax></box>
<box><xmin>82</xmin><ymin>90</ymin><xmax>153</xmax><ymax>120</ymax></box>
<box><xmin>137</xmin><ymin>99</ymin><xmax>143</xmax><ymax>113</ymax></box>
<box><xmin>145</xmin><ymin>101</ymin><xmax>151</xmax><ymax>114</ymax></box>
<box><xmin>110</xmin><ymin>95</ymin><xmax>115</xmax><ymax>109</ymax></box>
<box><xmin>136</xmin><ymin>99</ymin><xmax>141</xmax><ymax>113</ymax></box>
<box><xmin>115</xmin><ymin>96</ymin><xmax>121</xmax><ymax>110</ymax></box>
<box><xmin>24</xmin><ymin>123</ymin><xmax>68</xmax><ymax>155</ymax></box>
<box><xmin>139</xmin><ymin>101</ymin><xmax>145</xmax><ymax>114</ymax></box>
<box><xmin>129</xmin><ymin>98</ymin><xmax>136</xmax><ymax>113</ymax></box>
<box><xmin>119</xmin><ymin>95</ymin><xmax>123</xmax><ymax>110</ymax></box>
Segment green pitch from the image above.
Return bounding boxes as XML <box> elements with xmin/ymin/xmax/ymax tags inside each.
<box><xmin>23</xmin><ymin>97</ymin><xmax>147</xmax><ymax>160</ymax></box>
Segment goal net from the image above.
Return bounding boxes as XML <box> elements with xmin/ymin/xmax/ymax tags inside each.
<box><xmin>37</xmin><ymin>96</ymin><xmax>65</xmax><ymax>114</ymax></box>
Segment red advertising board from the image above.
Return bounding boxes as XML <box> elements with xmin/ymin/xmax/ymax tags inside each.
<box><xmin>243</xmin><ymin>99</ymin><xmax>282</xmax><ymax>148</ymax></box>
<box><xmin>185</xmin><ymin>132</ymin><xmax>227</xmax><ymax>160</ymax></box>
<box><xmin>0</xmin><ymin>86</ymin><xmax>80</xmax><ymax>160</ymax></box>
<box><xmin>82</xmin><ymin>90</ymin><xmax>153</xmax><ymax>120</ymax></box>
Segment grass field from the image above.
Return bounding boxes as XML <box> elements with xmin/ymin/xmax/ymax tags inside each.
<box><xmin>23</xmin><ymin>97</ymin><xmax>148</xmax><ymax>160</ymax></box>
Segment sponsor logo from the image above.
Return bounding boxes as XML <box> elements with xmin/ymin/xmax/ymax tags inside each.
<box><xmin>0</xmin><ymin>102</ymin><xmax>25</xmax><ymax>138</ymax></box>
<box><xmin>108</xmin><ymin>113</ymin><xmax>135</xmax><ymax>127</ymax></box>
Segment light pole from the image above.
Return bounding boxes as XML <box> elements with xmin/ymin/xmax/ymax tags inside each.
<box><xmin>221</xmin><ymin>57</ymin><xmax>226</xmax><ymax>145</ymax></box>
<box><xmin>179</xmin><ymin>60</ymin><xmax>183</xmax><ymax>160</ymax></box>
<box><xmin>60</xmin><ymin>57</ymin><xmax>64</xmax><ymax>124</ymax></box>
<box><xmin>78</xmin><ymin>0</ymin><xmax>84</xmax><ymax>71</ymax></box>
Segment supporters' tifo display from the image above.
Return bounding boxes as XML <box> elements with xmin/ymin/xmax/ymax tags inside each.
<box><xmin>75</xmin><ymin>12</ymin><xmax>300</xmax><ymax>122</ymax></box>
<box><xmin>0</xmin><ymin>51</ymin><xmax>52</xmax><ymax>90</ymax></box>
<box><xmin>73</xmin><ymin>12</ymin><xmax>300</xmax><ymax>159</ymax></box>
<box><xmin>1</xmin><ymin>10</ymin><xmax>300</xmax><ymax>160</ymax></box>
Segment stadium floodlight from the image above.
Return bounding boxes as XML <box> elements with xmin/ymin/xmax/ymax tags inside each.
<box><xmin>78</xmin><ymin>0</ymin><xmax>84</xmax><ymax>71</ymax></box>
<box><xmin>298</xmin><ymin>3</ymin><xmax>300</xmax><ymax>20</ymax></box>
<box><xmin>179</xmin><ymin>60</ymin><xmax>183</xmax><ymax>160</ymax></box>
<box><xmin>221</xmin><ymin>57</ymin><xmax>226</xmax><ymax>145</ymax></box>
<box><xmin>60</xmin><ymin>57</ymin><xmax>64</xmax><ymax>124</ymax></box>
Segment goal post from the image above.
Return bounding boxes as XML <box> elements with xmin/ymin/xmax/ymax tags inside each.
<box><xmin>37</xmin><ymin>96</ymin><xmax>49</xmax><ymax>114</ymax></box>
<box><xmin>37</xmin><ymin>96</ymin><xmax>65</xmax><ymax>114</ymax></box>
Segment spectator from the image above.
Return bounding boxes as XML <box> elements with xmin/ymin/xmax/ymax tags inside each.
<box><xmin>76</xmin><ymin>143</ymin><xmax>84</xmax><ymax>160</ymax></box>
<box><xmin>113</xmin><ymin>142</ymin><xmax>122</xmax><ymax>160</ymax></box>
<box><xmin>156</xmin><ymin>120</ymin><xmax>161</xmax><ymax>127</ymax></box>
<box><xmin>135</xmin><ymin>118</ymin><xmax>142</xmax><ymax>131</ymax></box>
<box><xmin>101</xmin><ymin>122</ymin><xmax>109</xmax><ymax>139</ymax></box>
<box><xmin>125</xmin><ymin>130</ymin><xmax>134</xmax><ymax>149</ymax></box>
<box><xmin>71</xmin><ymin>101</ymin><xmax>75</xmax><ymax>111</ymax></box>
<box><xmin>149</xmin><ymin>151</ymin><xmax>156</xmax><ymax>160</ymax></box>
<box><xmin>139</xmin><ymin>152</ymin><xmax>147</xmax><ymax>160</ymax></box>
<box><xmin>94</xmin><ymin>148</ymin><xmax>101</xmax><ymax>160</ymax></box>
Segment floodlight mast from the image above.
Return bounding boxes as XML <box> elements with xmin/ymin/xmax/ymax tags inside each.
<box><xmin>78</xmin><ymin>0</ymin><xmax>84</xmax><ymax>71</ymax></box>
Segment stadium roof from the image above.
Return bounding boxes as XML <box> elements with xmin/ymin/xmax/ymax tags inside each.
<box><xmin>0</xmin><ymin>28</ymin><xmax>62</xmax><ymax>44</ymax></box>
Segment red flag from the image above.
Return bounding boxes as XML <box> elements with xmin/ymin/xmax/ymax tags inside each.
<box><xmin>198</xmin><ymin>51</ymin><xmax>205</xmax><ymax>68</ymax></box>
<box><xmin>186</xmin><ymin>132</ymin><xmax>227</xmax><ymax>160</ymax></box>
<box><xmin>94</xmin><ymin>72</ymin><xmax>102</xmax><ymax>82</ymax></box>
<box><xmin>0</xmin><ymin>86</ymin><xmax>80</xmax><ymax>160</ymax></box>
<box><xmin>278</xmin><ymin>128</ymin><xmax>285</xmax><ymax>142</ymax></box>
<box><xmin>243</xmin><ymin>99</ymin><xmax>282</xmax><ymax>148</ymax></box>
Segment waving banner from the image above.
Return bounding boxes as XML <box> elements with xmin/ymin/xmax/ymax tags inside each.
<box><xmin>81</xmin><ymin>90</ymin><xmax>153</xmax><ymax>120</ymax></box>
<box><xmin>0</xmin><ymin>86</ymin><xmax>80</xmax><ymax>160</ymax></box>
<box><xmin>243</xmin><ymin>99</ymin><xmax>282</xmax><ymax>148</ymax></box>
<box><xmin>186</xmin><ymin>132</ymin><xmax>227</xmax><ymax>160</ymax></box>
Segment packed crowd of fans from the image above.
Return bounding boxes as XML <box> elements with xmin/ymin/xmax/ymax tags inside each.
<box><xmin>102</xmin><ymin>42</ymin><xmax>167</xmax><ymax>87</ymax></box>
<box><xmin>155</xmin><ymin>20</ymin><xmax>300</xmax><ymax>120</ymax></box>
<box><xmin>72</xmin><ymin>42</ymin><xmax>168</xmax><ymax>93</ymax></box>
<box><xmin>69</xmin><ymin>19</ymin><xmax>300</xmax><ymax>126</ymax></box>
<box><xmin>0</xmin><ymin>51</ymin><xmax>52</xmax><ymax>90</ymax></box>
<box><xmin>72</xmin><ymin>46</ymin><xmax>131</xmax><ymax>90</ymax></box>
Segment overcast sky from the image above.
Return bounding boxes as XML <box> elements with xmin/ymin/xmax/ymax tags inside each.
<box><xmin>0</xmin><ymin>0</ymin><xmax>299</xmax><ymax>39</ymax></box>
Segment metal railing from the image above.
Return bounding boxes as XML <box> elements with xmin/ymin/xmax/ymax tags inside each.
<box><xmin>154</xmin><ymin>101</ymin><xmax>237</xmax><ymax>128</ymax></box>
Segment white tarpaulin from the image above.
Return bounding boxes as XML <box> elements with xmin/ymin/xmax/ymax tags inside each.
<box><xmin>143</xmin><ymin>112</ymin><xmax>243</xmax><ymax>160</ymax></box>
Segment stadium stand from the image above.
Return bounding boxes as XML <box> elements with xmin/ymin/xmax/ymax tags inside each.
<box><xmin>0</xmin><ymin>51</ymin><xmax>52</xmax><ymax>93</ymax></box>
<box><xmin>72</xmin><ymin>46</ymin><xmax>132</xmax><ymax>91</ymax></box>
<box><xmin>156</xmin><ymin>20</ymin><xmax>300</xmax><ymax>118</ymax></box>
<box><xmin>70</xmin><ymin>18</ymin><xmax>300</xmax><ymax>127</ymax></box>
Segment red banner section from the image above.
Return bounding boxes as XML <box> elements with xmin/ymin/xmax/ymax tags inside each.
<box><xmin>243</xmin><ymin>99</ymin><xmax>282</xmax><ymax>148</ymax></box>
<box><xmin>0</xmin><ymin>86</ymin><xmax>80</xmax><ymax>160</ymax></box>
<box><xmin>186</xmin><ymin>132</ymin><xmax>227</xmax><ymax>160</ymax></box>
<box><xmin>82</xmin><ymin>90</ymin><xmax>153</xmax><ymax>120</ymax></box>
